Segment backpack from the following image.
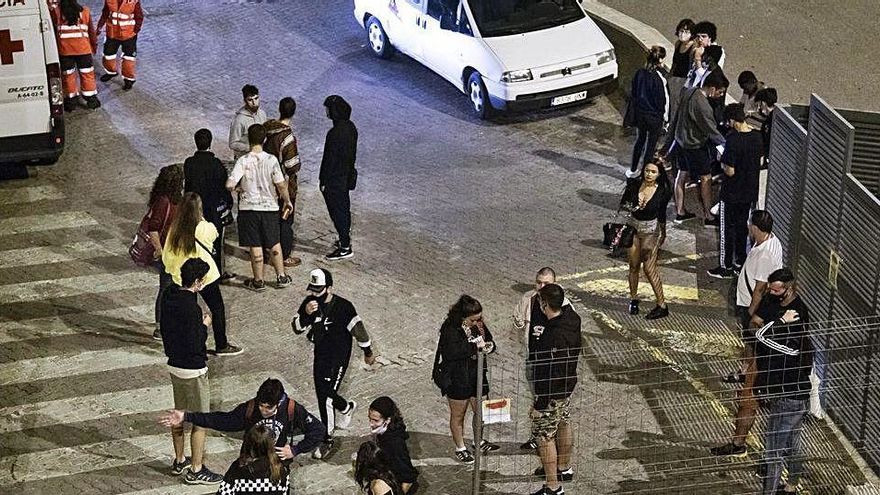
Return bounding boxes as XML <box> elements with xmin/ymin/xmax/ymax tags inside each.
<box><xmin>245</xmin><ymin>397</ymin><xmax>297</xmax><ymax>421</ymax></box>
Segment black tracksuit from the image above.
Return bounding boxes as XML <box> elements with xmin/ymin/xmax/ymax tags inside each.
<box><xmin>533</xmin><ymin>306</ymin><xmax>582</xmax><ymax>411</ymax></box>
<box><xmin>320</xmin><ymin>96</ymin><xmax>358</xmax><ymax>249</ymax></box>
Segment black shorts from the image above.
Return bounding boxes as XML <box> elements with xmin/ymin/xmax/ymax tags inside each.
<box><xmin>680</xmin><ymin>145</ymin><xmax>712</xmax><ymax>177</ymax></box>
<box><xmin>237</xmin><ymin>210</ymin><xmax>280</xmax><ymax>248</ymax></box>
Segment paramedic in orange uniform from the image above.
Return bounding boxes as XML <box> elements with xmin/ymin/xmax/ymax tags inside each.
<box><xmin>97</xmin><ymin>0</ymin><xmax>144</xmax><ymax>91</ymax></box>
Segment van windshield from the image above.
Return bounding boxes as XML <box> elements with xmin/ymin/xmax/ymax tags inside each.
<box><xmin>468</xmin><ymin>0</ymin><xmax>586</xmax><ymax>38</ymax></box>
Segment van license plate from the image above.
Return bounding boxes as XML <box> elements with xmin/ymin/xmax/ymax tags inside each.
<box><xmin>551</xmin><ymin>91</ymin><xmax>588</xmax><ymax>106</ymax></box>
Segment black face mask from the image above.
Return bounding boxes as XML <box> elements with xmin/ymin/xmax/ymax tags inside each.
<box><xmin>305</xmin><ymin>294</ymin><xmax>328</xmax><ymax>313</ymax></box>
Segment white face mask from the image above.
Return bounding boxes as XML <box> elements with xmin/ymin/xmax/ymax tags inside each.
<box><xmin>371</xmin><ymin>420</ymin><xmax>389</xmax><ymax>435</ymax></box>
<box><xmin>678</xmin><ymin>32</ymin><xmax>690</xmax><ymax>42</ymax></box>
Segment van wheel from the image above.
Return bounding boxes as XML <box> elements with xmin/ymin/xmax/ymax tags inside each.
<box><xmin>467</xmin><ymin>71</ymin><xmax>491</xmax><ymax>119</ymax></box>
<box><xmin>366</xmin><ymin>17</ymin><xmax>394</xmax><ymax>59</ymax></box>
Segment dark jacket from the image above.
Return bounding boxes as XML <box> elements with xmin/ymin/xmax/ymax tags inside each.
<box><xmin>755</xmin><ymin>296</ymin><xmax>814</xmax><ymax>400</ymax></box>
<box><xmin>533</xmin><ymin>305</ymin><xmax>582</xmax><ymax>410</ymax></box>
<box><xmin>183</xmin><ymin>151</ymin><xmax>233</xmax><ymax>225</ymax></box>
<box><xmin>160</xmin><ymin>284</ymin><xmax>207</xmax><ymax>370</ymax></box>
<box><xmin>630</xmin><ymin>67</ymin><xmax>669</xmax><ymax>127</ymax></box>
<box><xmin>218</xmin><ymin>457</ymin><xmax>289</xmax><ymax>495</ymax></box>
<box><xmin>184</xmin><ymin>394</ymin><xmax>324</xmax><ymax>456</ymax></box>
<box><xmin>376</xmin><ymin>421</ymin><xmax>419</xmax><ymax>484</ymax></box>
<box><xmin>319</xmin><ymin>95</ymin><xmax>358</xmax><ymax>190</ymax></box>
<box><xmin>438</xmin><ymin>321</ymin><xmax>496</xmax><ymax>398</ymax></box>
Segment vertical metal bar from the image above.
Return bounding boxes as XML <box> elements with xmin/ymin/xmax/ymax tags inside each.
<box><xmin>472</xmin><ymin>350</ymin><xmax>484</xmax><ymax>495</ymax></box>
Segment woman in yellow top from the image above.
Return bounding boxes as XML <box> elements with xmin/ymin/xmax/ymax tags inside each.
<box><xmin>163</xmin><ymin>192</ymin><xmax>242</xmax><ymax>355</ymax></box>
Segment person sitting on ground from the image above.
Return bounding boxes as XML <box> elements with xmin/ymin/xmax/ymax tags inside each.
<box><xmin>368</xmin><ymin>396</ymin><xmax>419</xmax><ymax>494</ymax></box>
<box><xmin>354</xmin><ymin>441</ymin><xmax>404</xmax><ymax>495</ymax></box>
<box><xmin>217</xmin><ymin>424</ymin><xmax>290</xmax><ymax>495</ymax></box>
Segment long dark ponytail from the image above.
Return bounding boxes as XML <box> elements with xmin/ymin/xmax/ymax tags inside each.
<box><xmin>59</xmin><ymin>0</ymin><xmax>83</xmax><ymax>26</ymax></box>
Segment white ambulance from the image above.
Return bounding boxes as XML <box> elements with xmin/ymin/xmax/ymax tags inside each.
<box><xmin>0</xmin><ymin>0</ymin><xmax>64</xmax><ymax>165</ymax></box>
<box><xmin>353</xmin><ymin>0</ymin><xmax>618</xmax><ymax>118</ymax></box>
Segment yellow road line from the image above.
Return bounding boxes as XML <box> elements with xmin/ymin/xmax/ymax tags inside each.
<box><xmin>558</xmin><ymin>252</ymin><xmax>717</xmax><ymax>282</ymax></box>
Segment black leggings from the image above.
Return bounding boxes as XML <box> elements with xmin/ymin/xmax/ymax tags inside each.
<box><xmin>322</xmin><ymin>188</ymin><xmax>351</xmax><ymax>248</ymax></box>
<box><xmin>314</xmin><ymin>359</ymin><xmax>350</xmax><ymax>439</ymax></box>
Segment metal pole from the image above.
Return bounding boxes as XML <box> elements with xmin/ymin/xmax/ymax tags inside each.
<box><xmin>472</xmin><ymin>349</ymin><xmax>484</xmax><ymax>495</ymax></box>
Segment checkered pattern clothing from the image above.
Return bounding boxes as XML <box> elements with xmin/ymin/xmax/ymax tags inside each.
<box><xmin>218</xmin><ymin>459</ymin><xmax>289</xmax><ymax>495</ymax></box>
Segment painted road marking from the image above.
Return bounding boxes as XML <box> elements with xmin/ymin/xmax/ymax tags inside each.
<box><xmin>0</xmin><ymin>304</ymin><xmax>153</xmax><ymax>344</ymax></box>
<box><xmin>0</xmin><ymin>271</ymin><xmax>155</xmax><ymax>305</ymax></box>
<box><xmin>0</xmin><ymin>212</ymin><xmax>99</xmax><ymax>236</ymax></box>
<box><xmin>0</xmin><ymin>372</ymin><xmax>272</xmax><ymax>433</ymax></box>
<box><xmin>0</xmin><ymin>185</ymin><xmax>65</xmax><ymax>205</ymax></box>
<box><xmin>0</xmin><ymin>347</ymin><xmax>165</xmax><ymax>386</ymax></box>
<box><xmin>576</xmin><ymin>279</ymin><xmax>727</xmax><ymax>306</ymax></box>
<box><xmin>0</xmin><ymin>239</ymin><xmax>123</xmax><ymax>269</ymax></box>
<box><xmin>558</xmin><ymin>252</ymin><xmax>716</xmax><ymax>282</ymax></box>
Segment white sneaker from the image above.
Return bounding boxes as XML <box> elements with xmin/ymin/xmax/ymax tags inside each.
<box><xmin>624</xmin><ymin>167</ymin><xmax>641</xmax><ymax>179</ymax></box>
<box><xmin>335</xmin><ymin>401</ymin><xmax>357</xmax><ymax>430</ymax></box>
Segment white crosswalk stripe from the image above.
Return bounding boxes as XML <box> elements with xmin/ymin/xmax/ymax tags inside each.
<box><xmin>0</xmin><ymin>212</ymin><xmax>98</xmax><ymax>236</ymax></box>
<box><xmin>0</xmin><ymin>185</ymin><xmax>66</xmax><ymax>205</ymax></box>
<box><xmin>0</xmin><ymin>347</ymin><xmax>165</xmax><ymax>386</ymax></box>
<box><xmin>0</xmin><ymin>272</ymin><xmax>155</xmax><ymax>305</ymax></box>
<box><xmin>0</xmin><ymin>239</ymin><xmax>123</xmax><ymax>269</ymax></box>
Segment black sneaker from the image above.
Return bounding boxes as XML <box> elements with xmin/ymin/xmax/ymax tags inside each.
<box><xmin>707</xmin><ymin>266</ymin><xmax>735</xmax><ymax>279</ymax></box>
<box><xmin>674</xmin><ymin>212</ymin><xmax>696</xmax><ymax>224</ymax></box>
<box><xmin>275</xmin><ymin>274</ymin><xmax>292</xmax><ymax>288</ymax></box>
<box><xmin>184</xmin><ymin>466</ymin><xmax>223</xmax><ymax>484</ymax></box>
<box><xmin>243</xmin><ymin>278</ymin><xmax>267</xmax><ymax>292</ymax></box>
<box><xmin>628</xmin><ymin>299</ymin><xmax>639</xmax><ymax>315</ymax></box>
<box><xmin>520</xmin><ymin>438</ymin><xmax>538</xmax><ymax>450</ymax></box>
<box><xmin>312</xmin><ymin>439</ymin><xmax>336</xmax><ymax>460</ymax></box>
<box><xmin>645</xmin><ymin>305</ymin><xmax>669</xmax><ymax>320</ymax></box>
<box><xmin>63</xmin><ymin>98</ymin><xmax>76</xmax><ymax>112</ymax></box>
<box><xmin>325</xmin><ymin>246</ymin><xmax>353</xmax><ymax>261</ymax></box>
<box><xmin>123</xmin><ymin>79</ymin><xmax>135</xmax><ymax>91</ymax></box>
<box><xmin>471</xmin><ymin>439</ymin><xmax>500</xmax><ymax>453</ymax></box>
<box><xmin>99</xmin><ymin>73</ymin><xmax>116</xmax><ymax>82</ymax></box>
<box><xmin>152</xmin><ymin>328</ymin><xmax>162</xmax><ymax>341</ymax></box>
<box><xmin>710</xmin><ymin>442</ymin><xmax>747</xmax><ymax>457</ymax></box>
<box><xmin>454</xmin><ymin>449</ymin><xmax>475</xmax><ymax>464</ymax></box>
<box><xmin>534</xmin><ymin>466</ymin><xmax>574</xmax><ymax>482</ymax></box>
<box><xmin>530</xmin><ymin>484</ymin><xmax>564</xmax><ymax>495</ymax></box>
<box><xmin>704</xmin><ymin>216</ymin><xmax>720</xmax><ymax>228</ymax></box>
<box><xmin>85</xmin><ymin>96</ymin><xmax>101</xmax><ymax>109</ymax></box>
<box><xmin>170</xmin><ymin>456</ymin><xmax>191</xmax><ymax>475</ymax></box>
<box><xmin>215</xmin><ymin>344</ymin><xmax>243</xmax><ymax>356</ymax></box>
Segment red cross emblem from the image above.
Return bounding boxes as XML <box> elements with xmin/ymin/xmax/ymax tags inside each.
<box><xmin>0</xmin><ymin>30</ymin><xmax>25</xmax><ymax>66</ymax></box>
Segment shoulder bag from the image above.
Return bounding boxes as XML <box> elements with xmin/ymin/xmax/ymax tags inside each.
<box><xmin>129</xmin><ymin>203</ymin><xmax>170</xmax><ymax>267</ymax></box>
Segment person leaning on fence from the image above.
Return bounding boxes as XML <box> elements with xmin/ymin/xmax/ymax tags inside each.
<box><xmin>435</xmin><ymin>295</ymin><xmax>500</xmax><ymax>464</ymax></box>
<box><xmin>621</xmin><ymin>159</ymin><xmax>672</xmax><ymax>320</ymax></box>
<box><xmin>512</xmin><ymin>267</ymin><xmax>571</xmax><ymax>451</ymax></box>
<box><xmin>529</xmin><ymin>283</ymin><xmax>583</xmax><ymax>495</ymax></box>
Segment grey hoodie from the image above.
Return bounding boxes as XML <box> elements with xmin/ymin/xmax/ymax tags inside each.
<box><xmin>228</xmin><ymin>106</ymin><xmax>267</xmax><ymax>159</ymax></box>
<box><xmin>666</xmin><ymin>87</ymin><xmax>725</xmax><ymax>151</ymax></box>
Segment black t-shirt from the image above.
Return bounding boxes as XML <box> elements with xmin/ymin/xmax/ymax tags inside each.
<box><xmin>720</xmin><ymin>129</ymin><xmax>763</xmax><ymax>204</ymax></box>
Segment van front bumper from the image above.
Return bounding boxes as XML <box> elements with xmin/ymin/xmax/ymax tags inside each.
<box><xmin>488</xmin><ymin>74</ymin><xmax>617</xmax><ymax>112</ymax></box>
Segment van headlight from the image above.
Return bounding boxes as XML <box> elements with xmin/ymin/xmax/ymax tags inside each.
<box><xmin>598</xmin><ymin>49</ymin><xmax>616</xmax><ymax>65</ymax></box>
<box><xmin>501</xmin><ymin>69</ymin><xmax>533</xmax><ymax>83</ymax></box>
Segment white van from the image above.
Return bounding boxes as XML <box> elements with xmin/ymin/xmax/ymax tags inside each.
<box><xmin>0</xmin><ymin>0</ymin><xmax>64</xmax><ymax>164</ymax></box>
<box><xmin>353</xmin><ymin>0</ymin><xmax>617</xmax><ymax>118</ymax></box>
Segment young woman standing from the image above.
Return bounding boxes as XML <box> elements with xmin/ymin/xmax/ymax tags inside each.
<box><xmin>146</xmin><ymin>165</ymin><xmax>182</xmax><ymax>340</ymax></box>
<box><xmin>667</xmin><ymin>19</ymin><xmax>695</xmax><ymax>119</ymax></box>
<box><xmin>627</xmin><ymin>46</ymin><xmax>669</xmax><ymax>178</ymax></box>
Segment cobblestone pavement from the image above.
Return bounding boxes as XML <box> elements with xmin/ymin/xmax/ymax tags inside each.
<box><xmin>0</xmin><ymin>1</ymin><xmax>874</xmax><ymax>494</ymax></box>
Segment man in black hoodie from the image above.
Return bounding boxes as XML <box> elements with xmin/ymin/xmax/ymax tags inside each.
<box><xmin>530</xmin><ymin>284</ymin><xmax>582</xmax><ymax>495</ymax></box>
<box><xmin>320</xmin><ymin>95</ymin><xmax>358</xmax><ymax>261</ymax></box>
<box><xmin>160</xmin><ymin>378</ymin><xmax>326</xmax><ymax>462</ymax></box>
<box><xmin>160</xmin><ymin>258</ymin><xmax>223</xmax><ymax>485</ymax></box>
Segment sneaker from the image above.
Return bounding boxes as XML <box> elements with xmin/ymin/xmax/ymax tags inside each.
<box><xmin>530</xmin><ymin>485</ymin><xmax>564</xmax><ymax>495</ymax></box>
<box><xmin>454</xmin><ymin>449</ymin><xmax>475</xmax><ymax>464</ymax></box>
<box><xmin>674</xmin><ymin>212</ymin><xmax>696</xmax><ymax>224</ymax></box>
<box><xmin>275</xmin><ymin>274</ymin><xmax>292</xmax><ymax>289</ymax></box>
<box><xmin>520</xmin><ymin>438</ymin><xmax>538</xmax><ymax>450</ymax></box>
<box><xmin>471</xmin><ymin>439</ymin><xmax>500</xmax><ymax>453</ymax></box>
<box><xmin>721</xmin><ymin>372</ymin><xmax>746</xmax><ymax>384</ymax></box>
<box><xmin>624</xmin><ymin>167</ymin><xmax>640</xmax><ymax>179</ymax></box>
<box><xmin>184</xmin><ymin>466</ymin><xmax>223</xmax><ymax>485</ymax></box>
<box><xmin>283</xmin><ymin>256</ymin><xmax>302</xmax><ymax>268</ymax></box>
<box><xmin>645</xmin><ymin>305</ymin><xmax>669</xmax><ymax>320</ymax></box>
<box><xmin>152</xmin><ymin>328</ymin><xmax>162</xmax><ymax>341</ymax></box>
<box><xmin>215</xmin><ymin>344</ymin><xmax>243</xmax><ymax>356</ymax></box>
<box><xmin>335</xmin><ymin>401</ymin><xmax>357</xmax><ymax>430</ymax></box>
<box><xmin>312</xmin><ymin>439</ymin><xmax>336</xmax><ymax>460</ymax></box>
<box><xmin>732</xmin><ymin>264</ymin><xmax>743</xmax><ymax>275</ymax></box>
<box><xmin>707</xmin><ymin>266</ymin><xmax>735</xmax><ymax>279</ymax></box>
<box><xmin>99</xmin><ymin>73</ymin><xmax>116</xmax><ymax>82</ymax></box>
<box><xmin>704</xmin><ymin>216</ymin><xmax>720</xmax><ymax>228</ymax></box>
<box><xmin>325</xmin><ymin>246</ymin><xmax>353</xmax><ymax>261</ymax></box>
<box><xmin>219</xmin><ymin>272</ymin><xmax>236</xmax><ymax>282</ymax></box>
<box><xmin>628</xmin><ymin>299</ymin><xmax>639</xmax><ymax>315</ymax></box>
<box><xmin>123</xmin><ymin>79</ymin><xmax>135</xmax><ymax>91</ymax></box>
<box><xmin>710</xmin><ymin>442</ymin><xmax>747</xmax><ymax>457</ymax></box>
<box><xmin>85</xmin><ymin>96</ymin><xmax>101</xmax><ymax>109</ymax></box>
<box><xmin>170</xmin><ymin>456</ymin><xmax>191</xmax><ymax>475</ymax></box>
<box><xmin>63</xmin><ymin>98</ymin><xmax>76</xmax><ymax>112</ymax></box>
<box><xmin>534</xmin><ymin>466</ymin><xmax>575</xmax><ymax>482</ymax></box>
<box><xmin>243</xmin><ymin>278</ymin><xmax>267</xmax><ymax>292</ymax></box>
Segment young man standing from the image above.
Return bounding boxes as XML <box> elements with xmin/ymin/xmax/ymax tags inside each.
<box><xmin>292</xmin><ymin>269</ymin><xmax>375</xmax><ymax>458</ymax></box>
<box><xmin>97</xmin><ymin>0</ymin><xmax>144</xmax><ymax>90</ymax></box>
<box><xmin>662</xmin><ymin>70</ymin><xmax>728</xmax><ymax>227</ymax></box>
<box><xmin>229</xmin><ymin>85</ymin><xmax>267</xmax><ymax>160</ymax></box>
<box><xmin>160</xmin><ymin>258</ymin><xmax>223</xmax><ymax>485</ymax></box>
<box><xmin>160</xmin><ymin>378</ymin><xmax>325</xmax><ymax>461</ymax></box>
<box><xmin>183</xmin><ymin>128</ymin><xmax>235</xmax><ymax>281</ymax></box>
<box><xmin>320</xmin><ymin>95</ymin><xmax>358</xmax><ymax>261</ymax></box>
<box><xmin>530</xmin><ymin>284</ymin><xmax>582</xmax><ymax>495</ymax></box>
<box><xmin>226</xmin><ymin>124</ymin><xmax>293</xmax><ymax>291</ymax></box>
<box><xmin>708</xmin><ymin>104</ymin><xmax>763</xmax><ymax>279</ymax></box>
<box><xmin>263</xmin><ymin>97</ymin><xmax>303</xmax><ymax>269</ymax></box>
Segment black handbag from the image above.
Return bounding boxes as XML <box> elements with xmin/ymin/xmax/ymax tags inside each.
<box><xmin>216</xmin><ymin>201</ymin><xmax>234</xmax><ymax>227</ymax></box>
<box><xmin>431</xmin><ymin>340</ymin><xmax>451</xmax><ymax>394</ymax></box>
<box><xmin>602</xmin><ymin>222</ymin><xmax>635</xmax><ymax>249</ymax></box>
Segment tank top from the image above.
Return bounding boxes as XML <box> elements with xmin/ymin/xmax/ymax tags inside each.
<box><xmin>670</xmin><ymin>43</ymin><xmax>692</xmax><ymax>78</ymax></box>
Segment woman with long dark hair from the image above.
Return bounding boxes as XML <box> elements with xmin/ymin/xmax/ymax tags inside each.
<box><xmin>354</xmin><ymin>441</ymin><xmax>403</xmax><ymax>495</ymax></box>
<box><xmin>54</xmin><ymin>0</ymin><xmax>100</xmax><ymax>110</ymax></box>
<box><xmin>621</xmin><ymin>160</ymin><xmax>672</xmax><ymax>320</ymax></box>
<box><xmin>163</xmin><ymin>192</ymin><xmax>241</xmax><ymax>355</ymax></box>
<box><xmin>217</xmin><ymin>424</ymin><xmax>289</xmax><ymax>494</ymax></box>
<box><xmin>147</xmin><ymin>165</ymin><xmax>183</xmax><ymax>340</ymax></box>
<box><xmin>436</xmin><ymin>295</ymin><xmax>499</xmax><ymax>464</ymax></box>
<box><xmin>627</xmin><ymin>45</ymin><xmax>669</xmax><ymax>178</ymax></box>
<box><xmin>368</xmin><ymin>396</ymin><xmax>419</xmax><ymax>493</ymax></box>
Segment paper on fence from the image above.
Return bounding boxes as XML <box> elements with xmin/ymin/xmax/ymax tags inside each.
<box><xmin>482</xmin><ymin>397</ymin><xmax>512</xmax><ymax>424</ymax></box>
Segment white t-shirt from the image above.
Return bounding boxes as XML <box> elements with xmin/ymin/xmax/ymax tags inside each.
<box><xmin>736</xmin><ymin>234</ymin><xmax>783</xmax><ymax>307</ymax></box>
<box><xmin>228</xmin><ymin>151</ymin><xmax>285</xmax><ymax>211</ymax></box>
